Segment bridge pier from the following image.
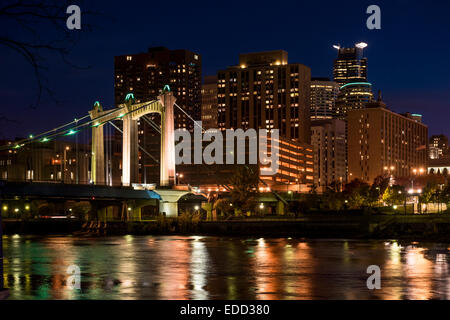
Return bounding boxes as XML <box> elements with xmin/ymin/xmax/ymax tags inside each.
<box><xmin>159</xmin><ymin>92</ymin><xmax>176</xmax><ymax>187</ymax></box>
<box><xmin>89</xmin><ymin>91</ymin><xmax>176</xmax><ymax>188</ymax></box>
<box><xmin>89</xmin><ymin>102</ymin><xmax>106</xmax><ymax>185</ymax></box>
<box><xmin>155</xmin><ymin>189</ymin><xmax>191</xmax><ymax>218</ymax></box>
<box><xmin>122</xmin><ymin>113</ymin><xmax>139</xmax><ymax>187</ymax></box>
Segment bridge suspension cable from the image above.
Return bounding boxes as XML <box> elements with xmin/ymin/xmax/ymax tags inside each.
<box><xmin>0</xmin><ymin>100</ymin><xmax>160</xmax><ymax>151</ymax></box>
<box><xmin>107</xmin><ymin>121</ymin><xmax>159</xmax><ymax>164</ymax></box>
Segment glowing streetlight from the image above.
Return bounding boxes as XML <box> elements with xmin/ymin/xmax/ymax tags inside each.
<box><xmin>259</xmin><ymin>203</ymin><xmax>264</xmax><ymax>209</ymax></box>
<box><xmin>333</xmin><ymin>45</ymin><xmax>340</xmax><ymax>50</ymax></box>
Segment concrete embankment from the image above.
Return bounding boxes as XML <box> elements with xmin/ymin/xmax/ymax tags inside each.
<box><xmin>2</xmin><ymin>214</ymin><xmax>450</xmax><ymax>240</ymax></box>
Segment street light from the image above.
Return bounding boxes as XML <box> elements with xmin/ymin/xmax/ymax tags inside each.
<box><xmin>176</xmin><ymin>173</ymin><xmax>184</xmax><ymax>185</ymax></box>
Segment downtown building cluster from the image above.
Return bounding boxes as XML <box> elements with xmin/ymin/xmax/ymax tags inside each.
<box><xmin>112</xmin><ymin>44</ymin><xmax>430</xmax><ymax>192</ymax></box>
<box><xmin>0</xmin><ymin>44</ymin><xmax>436</xmax><ymax>193</ymax></box>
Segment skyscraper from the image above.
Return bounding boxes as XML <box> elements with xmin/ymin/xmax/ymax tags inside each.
<box><xmin>310</xmin><ymin>77</ymin><xmax>339</xmax><ymax>120</ymax></box>
<box><xmin>114</xmin><ymin>47</ymin><xmax>202</xmax><ymax>130</ymax></box>
<box><xmin>217</xmin><ymin>50</ymin><xmax>311</xmax><ymax>144</ymax></box>
<box><xmin>114</xmin><ymin>47</ymin><xmax>202</xmax><ymax>184</ymax></box>
<box><xmin>333</xmin><ymin>43</ymin><xmax>368</xmax><ymax>86</ymax></box>
<box><xmin>201</xmin><ymin>75</ymin><xmax>218</xmax><ymax>130</ymax></box>
<box><xmin>333</xmin><ymin>43</ymin><xmax>373</xmax><ymax>119</ymax></box>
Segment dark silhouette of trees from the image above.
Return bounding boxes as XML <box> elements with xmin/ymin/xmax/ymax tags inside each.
<box><xmin>0</xmin><ymin>0</ymin><xmax>97</xmax><ymax>108</ymax></box>
<box><xmin>229</xmin><ymin>166</ymin><xmax>259</xmax><ymax>215</ymax></box>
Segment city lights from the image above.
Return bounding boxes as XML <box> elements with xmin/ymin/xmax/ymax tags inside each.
<box><xmin>355</xmin><ymin>42</ymin><xmax>368</xmax><ymax>49</ymax></box>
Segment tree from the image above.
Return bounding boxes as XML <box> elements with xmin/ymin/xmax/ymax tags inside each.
<box><xmin>344</xmin><ymin>179</ymin><xmax>370</xmax><ymax>209</ymax></box>
<box><xmin>419</xmin><ymin>182</ymin><xmax>439</xmax><ymax>213</ymax></box>
<box><xmin>0</xmin><ymin>0</ymin><xmax>97</xmax><ymax>108</ymax></box>
<box><xmin>229</xmin><ymin>166</ymin><xmax>259</xmax><ymax>215</ymax></box>
<box><xmin>322</xmin><ymin>189</ymin><xmax>345</xmax><ymax>211</ymax></box>
<box><xmin>382</xmin><ymin>185</ymin><xmax>406</xmax><ymax>206</ymax></box>
<box><xmin>213</xmin><ymin>199</ymin><xmax>233</xmax><ymax>217</ymax></box>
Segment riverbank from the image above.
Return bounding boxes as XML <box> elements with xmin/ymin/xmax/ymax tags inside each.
<box><xmin>3</xmin><ymin>214</ymin><xmax>450</xmax><ymax>241</ymax></box>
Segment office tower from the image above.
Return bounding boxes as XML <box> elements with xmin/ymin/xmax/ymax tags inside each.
<box><xmin>333</xmin><ymin>43</ymin><xmax>373</xmax><ymax>119</ymax></box>
<box><xmin>347</xmin><ymin>102</ymin><xmax>428</xmax><ymax>184</ymax></box>
<box><xmin>429</xmin><ymin>134</ymin><xmax>449</xmax><ymax>160</ymax></box>
<box><xmin>333</xmin><ymin>43</ymin><xmax>368</xmax><ymax>86</ymax></box>
<box><xmin>114</xmin><ymin>47</ymin><xmax>202</xmax><ymax>183</ymax></box>
<box><xmin>311</xmin><ymin>119</ymin><xmax>347</xmax><ymax>191</ymax></box>
<box><xmin>201</xmin><ymin>75</ymin><xmax>218</xmax><ymax>129</ymax></box>
<box><xmin>217</xmin><ymin>50</ymin><xmax>312</xmax><ymax>144</ymax></box>
<box><xmin>114</xmin><ymin>47</ymin><xmax>202</xmax><ymax>130</ymax></box>
<box><xmin>310</xmin><ymin>78</ymin><xmax>339</xmax><ymax>120</ymax></box>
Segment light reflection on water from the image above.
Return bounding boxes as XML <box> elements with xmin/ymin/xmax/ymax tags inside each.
<box><xmin>2</xmin><ymin>235</ymin><xmax>450</xmax><ymax>300</ymax></box>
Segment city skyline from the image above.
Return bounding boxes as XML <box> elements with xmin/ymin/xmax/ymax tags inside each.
<box><xmin>1</xmin><ymin>0</ymin><xmax>450</xmax><ymax>140</ymax></box>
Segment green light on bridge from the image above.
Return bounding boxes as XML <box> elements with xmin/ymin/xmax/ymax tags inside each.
<box><xmin>92</xmin><ymin>121</ymin><xmax>101</xmax><ymax>127</ymax></box>
<box><xmin>41</xmin><ymin>137</ymin><xmax>50</xmax><ymax>142</ymax></box>
<box><xmin>125</xmin><ymin>93</ymin><xmax>135</xmax><ymax>102</ymax></box>
<box><xmin>65</xmin><ymin>129</ymin><xmax>79</xmax><ymax>136</ymax></box>
<box><xmin>163</xmin><ymin>84</ymin><xmax>171</xmax><ymax>92</ymax></box>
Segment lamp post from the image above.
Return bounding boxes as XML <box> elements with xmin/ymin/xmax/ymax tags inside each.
<box><xmin>383</xmin><ymin>165</ymin><xmax>396</xmax><ymax>185</ymax></box>
<box><xmin>176</xmin><ymin>173</ymin><xmax>183</xmax><ymax>185</ymax></box>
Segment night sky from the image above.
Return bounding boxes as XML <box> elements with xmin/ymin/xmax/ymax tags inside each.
<box><xmin>1</xmin><ymin>0</ymin><xmax>449</xmax><ymax>140</ymax></box>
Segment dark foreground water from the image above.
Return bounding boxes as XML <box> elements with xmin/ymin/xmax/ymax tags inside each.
<box><xmin>2</xmin><ymin>235</ymin><xmax>450</xmax><ymax>300</ymax></box>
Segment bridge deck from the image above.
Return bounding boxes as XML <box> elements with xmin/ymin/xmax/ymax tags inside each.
<box><xmin>0</xmin><ymin>181</ymin><xmax>161</xmax><ymax>201</ymax></box>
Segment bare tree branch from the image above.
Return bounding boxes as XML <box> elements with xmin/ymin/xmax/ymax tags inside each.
<box><xmin>0</xmin><ymin>0</ymin><xmax>101</xmax><ymax>110</ymax></box>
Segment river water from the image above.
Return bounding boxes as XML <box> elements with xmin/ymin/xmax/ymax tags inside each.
<box><xmin>2</xmin><ymin>235</ymin><xmax>450</xmax><ymax>300</ymax></box>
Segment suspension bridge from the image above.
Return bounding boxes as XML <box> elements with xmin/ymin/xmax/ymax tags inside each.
<box><xmin>0</xmin><ymin>89</ymin><xmax>207</xmax><ymax>218</ymax></box>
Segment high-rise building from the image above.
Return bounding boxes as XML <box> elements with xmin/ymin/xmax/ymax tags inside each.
<box><xmin>201</xmin><ymin>75</ymin><xmax>218</xmax><ymax>130</ymax></box>
<box><xmin>114</xmin><ymin>47</ymin><xmax>202</xmax><ymax>130</ymax></box>
<box><xmin>333</xmin><ymin>43</ymin><xmax>373</xmax><ymax>119</ymax></box>
<box><xmin>114</xmin><ymin>47</ymin><xmax>202</xmax><ymax>184</ymax></box>
<box><xmin>311</xmin><ymin>119</ymin><xmax>346</xmax><ymax>191</ymax></box>
<box><xmin>347</xmin><ymin>102</ymin><xmax>428</xmax><ymax>184</ymax></box>
<box><xmin>335</xmin><ymin>82</ymin><xmax>374</xmax><ymax>119</ymax></box>
<box><xmin>429</xmin><ymin>134</ymin><xmax>449</xmax><ymax>160</ymax></box>
<box><xmin>333</xmin><ymin>43</ymin><xmax>368</xmax><ymax>86</ymax></box>
<box><xmin>310</xmin><ymin>78</ymin><xmax>339</xmax><ymax>120</ymax></box>
<box><xmin>217</xmin><ymin>50</ymin><xmax>311</xmax><ymax>144</ymax></box>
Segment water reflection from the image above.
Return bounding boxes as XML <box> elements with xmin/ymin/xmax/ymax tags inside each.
<box><xmin>2</xmin><ymin>235</ymin><xmax>450</xmax><ymax>300</ymax></box>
